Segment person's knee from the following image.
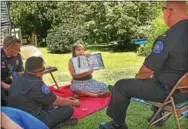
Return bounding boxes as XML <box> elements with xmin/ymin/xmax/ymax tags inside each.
<box><xmin>113</xmin><ymin>79</ymin><xmax>134</xmax><ymax>95</ymax></box>
<box><xmin>66</xmin><ymin>105</ymin><xmax>74</xmax><ymax>117</ymax></box>
<box><xmin>114</xmin><ymin>79</ymin><xmax>127</xmax><ymax>91</ymax></box>
<box><xmin>59</xmin><ymin>105</ymin><xmax>73</xmax><ymax>119</ymax></box>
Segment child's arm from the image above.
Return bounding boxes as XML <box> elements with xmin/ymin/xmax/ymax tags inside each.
<box><xmin>68</xmin><ymin>60</ymin><xmax>93</xmax><ymax>79</ymax></box>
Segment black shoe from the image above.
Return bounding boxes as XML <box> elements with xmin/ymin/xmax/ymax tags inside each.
<box><xmin>147</xmin><ymin>113</ymin><xmax>166</xmax><ymax>126</ymax></box>
<box><xmin>108</xmin><ymin>85</ymin><xmax>113</xmax><ymax>92</ymax></box>
<box><xmin>99</xmin><ymin>121</ymin><xmax>128</xmax><ymax>129</ymax></box>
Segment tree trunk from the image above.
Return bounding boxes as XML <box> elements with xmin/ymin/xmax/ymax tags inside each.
<box><xmin>31</xmin><ymin>29</ymin><xmax>36</xmax><ymax>46</ymax></box>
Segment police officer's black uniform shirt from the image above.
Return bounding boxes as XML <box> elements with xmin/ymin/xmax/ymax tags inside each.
<box><xmin>144</xmin><ymin>19</ymin><xmax>188</xmax><ymax>89</ymax></box>
<box><xmin>1</xmin><ymin>48</ymin><xmax>24</xmax><ymax>82</ymax></box>
<box><xmin>8</xmin><ymin>73</ymin><xmax>57</xmax><ymax>116</ymax></box>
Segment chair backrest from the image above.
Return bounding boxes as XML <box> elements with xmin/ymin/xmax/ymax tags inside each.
<box><xmin>20</xmin><ymin>45</ymin><xmax>48</xmax><ymax>67</ymax></box>
<box><xmin>176</xmin><ymin>72</ymin><xmax>188</xmax><ymax>89</ymax></box>
<box><xmin>165</xmin><ymin>72</ymin><xmax>188</xmax><ymax>102</ymax></box>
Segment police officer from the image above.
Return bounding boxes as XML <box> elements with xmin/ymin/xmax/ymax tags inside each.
<box><xmin>8</xmin><ymin>56</ymin><xmax>80</xmax><ymax>129</ymax></box>
<box><xmin>1</xmin><ymin>36</ymin><xmax>24</xmax><ymax>106</ymax></box>
<box><xmin>99</xmin><ymin>1</ymin><xmax>188</xmax><ymax>129</ymax></box>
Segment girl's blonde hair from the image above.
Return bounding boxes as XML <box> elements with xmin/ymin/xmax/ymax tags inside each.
<box><xmin>72</xmin><ymin>40</ymin><xmax>86</xmax><ymax>57</ymax></box>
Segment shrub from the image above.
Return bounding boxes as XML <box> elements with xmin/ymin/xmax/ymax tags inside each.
<box><xmin>46</xmin><ymin>26</ymin><xmax>87</xmax><ymax>53</ymax></box>
<box><xmin>137</xmin><ymin>14</ymin><xmax>167</xmax><ymax>56</ymax></box>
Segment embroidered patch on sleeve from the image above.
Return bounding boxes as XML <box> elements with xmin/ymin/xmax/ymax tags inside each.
<box><xmin>41</xmin><ymin>84</ymin><xmax>50</xmax><ymax>94</ymax></box>
<box><xmin>152</xmin><ymin>41</ymin><xmax>164</xmax><ymax>54</ymax></box>
<box><xmin>16</xmin><ymin>60</ymin><xmax>19</xmax><ymax>66</ymax></box>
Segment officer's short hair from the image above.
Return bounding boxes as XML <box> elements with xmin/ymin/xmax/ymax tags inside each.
<box><xmin>3</xmin><ymin>36</ymin><xmax>21</xmax><ymax>49</ymax></box>
<box><xmin>25</xmin><ymin>56</ymin><xmax>44</xmax><ymax>73</ymax></box>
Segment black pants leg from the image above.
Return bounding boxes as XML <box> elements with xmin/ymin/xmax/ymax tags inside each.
<box><xmin>1</xmin><ymin>88</ymin><xmax>8</xmax><ymax>106</ymax></box>
<box><xmin>37</xmin><ymin>105</ymin><xmax>73</xmax><ymax>128</ymax></box>
<box><xmin>106</xmin><ymin>78</ymin><xmax>170</xmax><ymax>125</ymax></box>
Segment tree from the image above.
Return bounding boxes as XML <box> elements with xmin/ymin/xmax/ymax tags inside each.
<box><xmin>83</xmin><ymin>2</ymin><xmax>163</xmax><ymax>49</ymax></box>
<box><xmin>46</xmin><ymin>1</ymin><xmax>163</xmax><ymax>53</ymax></box>
<box><xmin>46</xmin><ymin>2</ymin><xmax>88</xmax><ymax>53</ymax></box>
<box><xmin>9</xmin><ymin>1</ymin><xmax>57</xmax><ymax>45</ymax></box>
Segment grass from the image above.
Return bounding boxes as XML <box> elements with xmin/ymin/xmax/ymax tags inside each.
<box><xmin>39</xmin><ymin>48</ymin><xmax>188</xmax><ymax>129</ymax></box>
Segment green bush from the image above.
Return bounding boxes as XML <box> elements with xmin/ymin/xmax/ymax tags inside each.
<box><xmin>46</xmin><ymin>26</ymin><xmax>87</xmax><ymax>53</ymax></box>
<box><xmin>137</xmin><ymin>14</ymin><xmax>167</xmax><ymax>56</ymax></box>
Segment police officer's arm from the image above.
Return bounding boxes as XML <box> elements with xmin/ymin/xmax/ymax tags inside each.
<box><xmin>17</xmin><ymin>72</ymin><xmax>24</xmax><ymax>76</ymax></box>
<box><xmin>68</xmin><ymin>60</ymin><xmax>93</xmax><ymax>79</ymax></box>
<box><xmin>28</xmin><ymin>83</ymin><xmax>80</xmax><ymax>107</ymax></box>
<box><xmin>136</xmin><ymin>39</ymin><xmax>170</xmax><ymax>79</ymax></box>
<box><xmin>136</xmin><ymin>65</ymin><xmax>154</xmax><ymax>79</ymax></box>
<box><xmin>53</xmin><ymin>96</ymin><xmax>80</xmax><ymax>107</ymax></box>
<box><xmin>27</xmin><ymin>84</ymin><xmax>57</xmax><ymax>106</ymax></box>
<box><xmin>15</xmin><ymin>54</ymin><xmax>24</xmax><ymax>76</ymax></box>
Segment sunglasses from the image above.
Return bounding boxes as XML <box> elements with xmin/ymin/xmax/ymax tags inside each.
<box><xmin>33</xmin><ymin>67</ymin><xmax>45</xmax><ymax>73</ymax></box>
<box><xmin>162</xmin><ymin>6</ymin><xmax>173</xmax><ymax>11</ymax></box>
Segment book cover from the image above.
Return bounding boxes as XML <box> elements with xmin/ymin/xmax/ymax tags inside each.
<box><xmin>71</xmin><ymin>53</ymin><xmax>104</xmax><ymax>74</ymax></box>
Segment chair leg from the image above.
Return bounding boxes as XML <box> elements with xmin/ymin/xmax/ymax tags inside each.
<box><xmin>151</xmin><ymin>112</ymin><xmax>172</xmax><ymax>125</ymax></box>
<box><xmin>170</xmin><ymin>97</ymin><xmax>181</xmax><ymax>129</ymax></box>
<box><xmin>50</xmin><ymin>72</ymin><xmax>61</xmax><ymax>92</ymax></box>
<box><xmin>146</xmin><ymin>106</ymin><xmax>164</xmax><ymax>129</ymax></box>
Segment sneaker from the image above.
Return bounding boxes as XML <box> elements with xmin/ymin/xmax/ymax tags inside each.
<box><xmin>99</xmin><ymin>121</ymin><xmax>128</xmax><ymax>129</ymax></box>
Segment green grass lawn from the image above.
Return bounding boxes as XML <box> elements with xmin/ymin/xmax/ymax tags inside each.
<box><xmin>39</xmin><ymin>48</ymin><xmax>188</xmax><ymax>129</ymax></box>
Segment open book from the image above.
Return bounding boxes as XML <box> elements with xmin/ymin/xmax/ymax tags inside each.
<box><xmin>71</xmin><ymin>53</ymin><xmax>105</xmax><ymax>74</ymax></box>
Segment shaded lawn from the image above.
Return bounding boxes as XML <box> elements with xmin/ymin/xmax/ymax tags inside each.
<box><xmin>39</xmin><ymin>48</ymin><xmax>188</xmax><ymax>129</ymax></box>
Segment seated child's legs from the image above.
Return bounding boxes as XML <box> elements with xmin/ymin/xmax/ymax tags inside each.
<box><xmin>71</xmin><ymin>79</ymin><xmax>111</xmax><ymax>98</ymax></box>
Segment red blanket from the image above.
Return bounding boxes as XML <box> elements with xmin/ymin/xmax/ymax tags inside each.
<box><xmin>50</xmin><ymin>85</ymin><xmax>111</xmax><ymax>119</ymax></box>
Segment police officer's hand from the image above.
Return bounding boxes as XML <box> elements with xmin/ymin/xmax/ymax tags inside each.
<box><xmin>72</xmin><ymin>99</ymin><xmax>80</xmax><ymax>107</ymax></box>
<box><xmin>1</xmin><ymin>82</ymin><xmax>11</xmax><ymax>90</ymax></box>
<box><xmin>68</xmin><ymin>97</ymin><xmax>76</xmax><ymax>100</ymax></box>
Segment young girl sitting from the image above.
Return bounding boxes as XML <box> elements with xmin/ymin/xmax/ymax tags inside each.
<box><xmin>68</xmin><ymin>41</ymin><xmax>111</xmax><ymax>98</ymax></box>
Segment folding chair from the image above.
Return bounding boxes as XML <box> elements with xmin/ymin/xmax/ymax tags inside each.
<box><xmin>146</xmin><ymin>72</ymin><xmax>188</xmax><ymax>129</ymax></box>
<box><xmin>20</xmin><ymin>45</ymin><xmax>61</xmax><ymax>92</ymax></box>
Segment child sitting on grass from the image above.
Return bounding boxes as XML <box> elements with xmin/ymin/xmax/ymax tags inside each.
<box><xmin>68</xmin><ymin>40</ymin><xmax>111</xmax><ymax>98</ymax></box>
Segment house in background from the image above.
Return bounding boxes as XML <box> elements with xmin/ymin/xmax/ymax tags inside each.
<box><xmin>1</xmin><ymin>1</ymin><xmax>11</xmax><ymax>47</ymax></box>
<box><xmin>1</xmin><ymin>1</ymin><xmax>22</xmax><ymax>47</ymax></box>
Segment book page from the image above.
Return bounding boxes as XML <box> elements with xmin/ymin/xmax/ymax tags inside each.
<box><xmin>89</xmin><ymin>53</ymin><xmax>104</xmax><ymax>70</ymax></box>
<box><xmin>71</xmin><ymin>53</ymin><xmax>104</xmax><ymax>74</ymax></box>
<box><xmin>71</xmin><ymin>56</ymin><xmax>90</xmax><ymax>74</ymax></box>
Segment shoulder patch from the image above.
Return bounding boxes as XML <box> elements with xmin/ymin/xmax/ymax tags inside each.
<box><xmin>152</xmin><ymin>41</ymin><xmax>164</xmax><ymax>54</ymax></box>
<box><xmin>41</xmin><ymin>84</ymin><xmax>50</xmax><ymax>94</ymax></box>
<box><xmin>16</xmin><ymin>60</ymin><xmax>19</xmax><ymax>66</ymax></box>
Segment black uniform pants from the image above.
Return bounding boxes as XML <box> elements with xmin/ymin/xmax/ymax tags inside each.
<box><xmin>106</xmin><ymin>78</ymin><xmax>187</xmax><ymax>125</ymax></box>
<box><xmin>1</xmin><ymin>79</ymin><xmax>13</xmax><ymax>106</ymax></box>
<box><xmin>1</xmin><ymin>89</ymin><xmax>8</xmax><ymax>106</ymax></box>
<box><xmin>37</xmin><ymin>105</ymin><xmax>73</xmax><ymax>128</ymax></box>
